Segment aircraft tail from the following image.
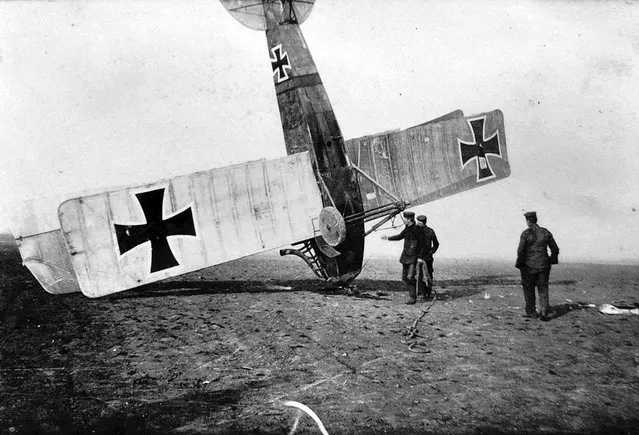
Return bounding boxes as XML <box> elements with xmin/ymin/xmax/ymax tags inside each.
<box><xmin>219</xmin><ymin>0</ymin><xmax>315</xmax><ymax>31</ymax></box>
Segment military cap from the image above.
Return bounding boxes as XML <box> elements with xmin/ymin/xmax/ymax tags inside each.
<box><xmin>524</xmin><ymin>211</ymin><xmax>537</xmax><ymax>219</ymax></box>
<box><xmin>403</xmin><ymin>211</ymin><xmax>415</xmax><ymax>219</ymax></box>
<box><xmin>416</xmin><ymin>215</ymin><xmax>427</xmax><ymax>223</ymax></box>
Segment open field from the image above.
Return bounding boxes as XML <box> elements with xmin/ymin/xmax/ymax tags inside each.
<box><xmin>1</xmin><ymin>237</ymin><xmax>638</xmax><ymax>434</ymax></box>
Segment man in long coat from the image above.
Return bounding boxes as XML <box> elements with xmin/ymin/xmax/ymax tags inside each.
<box><xmin>516</xmin><ymin>211</ymin><xmax>560</xmax><ymax>320</ymax></box>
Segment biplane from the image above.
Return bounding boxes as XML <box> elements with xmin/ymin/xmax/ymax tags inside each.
<box><xmin>8</xmin><ymin>0</ymin><xmax>510</xmax><ymax>298</ymax></box>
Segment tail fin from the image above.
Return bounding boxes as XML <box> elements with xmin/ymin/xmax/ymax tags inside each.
<box><xmin>219</xmin><ymin>0</ymin><xmax>315</xmax><ymax>31</ymax></box>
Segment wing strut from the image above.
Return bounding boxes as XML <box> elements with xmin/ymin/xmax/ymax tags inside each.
<box><xmin>343</xmin><ymin>162</ymin><xmax>408</xmax><ymax>229</ymax></box>
<box><xmin>344</xmin><ymin>202</ymin><xmax>406</xmax><ymax>225</ymax></box>
<box><xmin>350</xmin><ymin>161</ymin><xmax>401</xmax><ymax>203</ymax></box>
<box><xmin>314</xmin><ymin>167</ymin><xmax>337</xmax><ymax>209</ymax></box>
<box><xmin>362</xmin><ymin>207</ymin><xmax>403</xmax><ymax>237</ymax></box>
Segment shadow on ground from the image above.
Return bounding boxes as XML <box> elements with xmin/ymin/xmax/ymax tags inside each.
<box><xmin>108</xmin><ymin>274</ymin><xmax>548</xmax><ymax>303</ymax></box>
<box><xmin>6</xmin><ymin>384</ymin><xmax>281</xmax><ymax>435</ymax></box>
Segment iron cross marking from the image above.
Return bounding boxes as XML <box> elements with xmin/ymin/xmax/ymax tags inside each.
<box><xmin>270</xmin><ymin>44</ymin><xmax>292</xmax><ymax>83</ymax></box>
<box><xmin>458</xmin><ymin>117</ymin><xmax>502</xmax><ymax>182</ymax></box>
<box><xmin>114</xmin><ymin>188</ymin><xmax>196</xmax><ymax>273</ymax></box>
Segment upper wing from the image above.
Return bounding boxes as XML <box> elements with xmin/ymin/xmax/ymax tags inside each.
<box><xmin>58</xmin><ymin>151</ymin><xmax>323</xmax><ymax>297</ymax></box>
<box><xmin>344</xmin><ymin>109</ymin><xmax>510</xmax><ymax>212</ymax></box>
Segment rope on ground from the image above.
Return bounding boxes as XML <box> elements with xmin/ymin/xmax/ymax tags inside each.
<box><xmin>283</xmin><ymin>401</ymin><xmax>329</xmax><ymax>435</ymax></box>
<box><xmin>401</xmin><ymin>266</ymin><xmax>437</xmax><ymax>353</ymax></box>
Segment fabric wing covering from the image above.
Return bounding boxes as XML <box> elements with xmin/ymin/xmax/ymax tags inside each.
<box><xmin>344</xmin><ymin>109</ymin><xmax>510</xmax><ymax>212</ymax></box>
<box><xmin>58</xmin><ymin>151</ymin><xmax>323</xmax><ymax>297</ymax></box>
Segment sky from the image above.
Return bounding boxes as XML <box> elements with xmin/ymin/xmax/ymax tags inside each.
<box><xmin>0</xmin><ymin>0</ymin><xmax>637</xmax><ymax>265</ymax></box>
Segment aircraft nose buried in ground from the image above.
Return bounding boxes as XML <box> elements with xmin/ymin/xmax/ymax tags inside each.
<box><xmin>9</xmin><ymin>0</ymin><xmax>510</xmax><ymax>297</ymax></box>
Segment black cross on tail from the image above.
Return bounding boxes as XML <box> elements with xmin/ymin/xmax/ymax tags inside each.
<box><xmin>270</xmin><ymin>44</ymin><xmax>291</xmax><ymax>83</ymax></box>
<box><xmin>458</xmin><ymin>117</ymin><xmax>502</xmax><ymax>182</ymax></box>
<box><xmin>114</xmin><ymin>188</ymin><xmax>196</xmax><ymax>273</ymax></box>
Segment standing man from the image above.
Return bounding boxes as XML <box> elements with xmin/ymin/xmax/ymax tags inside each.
<box><xmin>516</xmin><ymin>211</ymin><xmax>560</xmax><ymax>321</ymax></box>
<box><xmin>382</xmin><ymin>211</ymin><xmax>424</xmax><ymax>304</ymax></box>
<box><xmin>416</xmin><ymin>215</ymin><xmax>439</xmax><ymax>300</ymax></box>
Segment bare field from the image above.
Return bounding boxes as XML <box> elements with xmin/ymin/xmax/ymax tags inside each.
<box><xmin>1</xmin><ymin>238</ymin><xmax>638</xmax><ymax>434</ymax></box>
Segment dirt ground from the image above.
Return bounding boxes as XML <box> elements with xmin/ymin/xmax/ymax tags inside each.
<box><xmin>1</xmin><ymin>236</ymin><xmax>638</xmax><ymax>434</ymax></box>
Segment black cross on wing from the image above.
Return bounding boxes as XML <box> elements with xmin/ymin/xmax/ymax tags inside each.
<box><xmin>458</xmin><ymin>116</ymin><xmax>502</xmax><ymax>182</ymax></box>
<box><xmin>114</xmin><ymin>187</ymin><xmax>196</xmax><ymax>273</ymax></box>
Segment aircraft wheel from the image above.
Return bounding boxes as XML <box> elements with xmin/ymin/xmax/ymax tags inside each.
<box><xmin>318</xmin><ymin>206</ymin><xmax>347</xmax><ymax>247</ymax></box>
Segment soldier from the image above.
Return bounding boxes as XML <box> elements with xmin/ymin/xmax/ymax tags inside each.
<box><xmin>516</xmin><ymin>211</ymin><xmax>560</xmax><ymax>321</ymax></box>
<box><xmin>382</xmin><ymin>211</ymin><xmax>424</xmax><ymax>304</ymax></box>
<box><xmin>416</xmin><ymin>215</ymin><xmax>439</xmax><ymax>300</ymax></box>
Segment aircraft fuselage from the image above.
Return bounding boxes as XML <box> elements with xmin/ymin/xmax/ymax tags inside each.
<box><xmin>264</xmin><ymin>1</ymin><xmax>365</xmax><ymax>284</ymax></box>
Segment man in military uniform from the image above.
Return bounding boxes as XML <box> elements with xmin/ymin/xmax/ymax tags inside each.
<box><xmin>416</xmin><ymin>215</ymin><xmax>439</xmax><ymax>300</ymax></box>
<box><xmin>382</xmin><ymin>211</ymin><xmax>424</xmax><ymax>304</ymax></box>
<box><xmin>516</xmin><ymin>211</ymin><xmax>560</xmax><ymax>321</ymax></box>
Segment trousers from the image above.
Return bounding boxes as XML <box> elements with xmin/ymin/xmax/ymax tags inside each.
<box><xmin>402</xmin><ymin>263</ymin><xmax>417</xmax><ymax>301</ymax></box>
<box><xmin>520</xmin><ymin>267</ymin><xmax>551</xmax><ymax>316</ymax></box>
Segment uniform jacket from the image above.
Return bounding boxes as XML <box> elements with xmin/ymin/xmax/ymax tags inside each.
<box><xmin>418</xmin><ymin>225</ymin><xmax>439</xmax><ymax>261</ymax></box>
<box><xmin>516</xmin><ymin>224</ymin><xmax>560</xmax><ymax>271</ymax></box>
<box><xmin>388</xmin><ymin>224</ymin><xmax>424</xmax><ymax>264</ymax></box>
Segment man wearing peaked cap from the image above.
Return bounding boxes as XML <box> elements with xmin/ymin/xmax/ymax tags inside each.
<box><xmin>416</xmin><ymin>215</ymin><xmax>439</xmax><ymax>300</ymax></box>
<box><xmin>382</xmin><ymin>210</ymin><xmax>425</xmax><ymax>304</ymax></box>
<box><xmin>516</xmin><ymin>211</ymin><xmax>560</xmax><ymax>321</ymax></box>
